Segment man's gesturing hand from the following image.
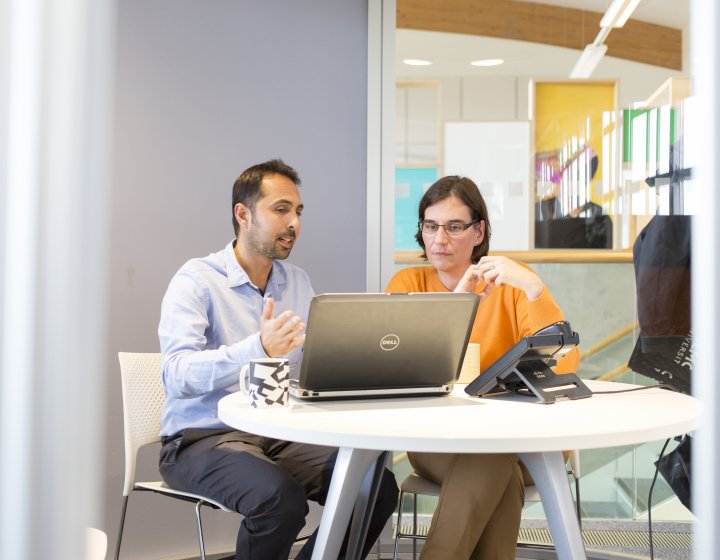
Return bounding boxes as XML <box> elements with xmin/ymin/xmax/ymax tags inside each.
<box><xmin>259</xmin><ymin>297</ymin><xmax>306</xmax><ymax>357</ymax></box>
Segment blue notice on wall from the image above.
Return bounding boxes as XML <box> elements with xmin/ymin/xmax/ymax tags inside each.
<box><xmin>395</xmin><ymin>167</ymin><xmax>439</xmax><ymax>250</ymax></box>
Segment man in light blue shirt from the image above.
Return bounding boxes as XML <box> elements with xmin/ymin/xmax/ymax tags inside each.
<box><xmin>158</xmin><ymin>159</ymin><xmax>398</xmax><ymax>560</ymax></box>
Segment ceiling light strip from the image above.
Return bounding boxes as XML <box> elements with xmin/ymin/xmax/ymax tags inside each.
<box><xmin>569</xmin><ymin>43</ymin><xmax>608</xmax><ymax>79</ymax></box>
<box><xmin>600</xmin><ymin>0</ymin><xmax>643</xmax><ymax>28</ymax></box>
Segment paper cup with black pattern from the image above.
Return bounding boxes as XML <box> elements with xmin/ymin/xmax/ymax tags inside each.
<box><xmin>240</xmin><ymin>358</ymin><xmax>290</xmax><ymax>408</ymax></box>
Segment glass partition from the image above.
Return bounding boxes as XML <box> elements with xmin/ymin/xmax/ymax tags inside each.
<box><xmin>393</xmin><ymin>48</ymin><xmax>696</xmax><ymax>537</ymax></box>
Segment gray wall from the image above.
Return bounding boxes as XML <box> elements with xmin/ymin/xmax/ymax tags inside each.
<box><xmin>107</xmin><ymin>1</ymin><xmax>371</xmax><ymax>557</ymax></box>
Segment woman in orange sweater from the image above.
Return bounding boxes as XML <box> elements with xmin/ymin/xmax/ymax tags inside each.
<box><xmin>386</xmin><ymin>175</ymin><xmax>579</xmax><ymax>560</ymax></box>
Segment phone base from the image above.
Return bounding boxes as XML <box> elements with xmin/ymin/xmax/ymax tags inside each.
<box><xmin>499</xmin><ymin>360</ymin><xmax>593</xmax><ymax>404</ymax></box>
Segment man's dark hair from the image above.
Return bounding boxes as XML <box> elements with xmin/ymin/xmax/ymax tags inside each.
<box><xmin>232</xmin><ymin>159</ymin><xmax>301</xmax><ymax>235</ymax></box>
<box><xmin>415</xmin><ymin>175</ymin><xmax>492</xmax><ymax>264</ymax></box>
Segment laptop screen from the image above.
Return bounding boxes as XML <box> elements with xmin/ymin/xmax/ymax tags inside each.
<box><xmin>294</xmin><ymin>292</ymin><xmax>479</xmax><ymax>397</ymax></box>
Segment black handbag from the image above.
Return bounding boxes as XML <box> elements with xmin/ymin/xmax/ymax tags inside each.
<box><xmin>655</xmin><ymin>434</ymin><xmax>692</xmax><ymax>511</ymax></box>
<box><xmin>628</xmin><ymin>335</ymin><xmax>692</xmax><ymax>394</ymax></box>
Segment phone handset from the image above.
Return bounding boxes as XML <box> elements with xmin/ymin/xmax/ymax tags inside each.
<box><xmin>531</xmin><ymin>321</ymin><xmax>578</xmax><ymax>366</ymax></box>
<box><xmin>533</xmin><ymin>320</ymin><xmax>573</xmax><ymax>337</ymax></box>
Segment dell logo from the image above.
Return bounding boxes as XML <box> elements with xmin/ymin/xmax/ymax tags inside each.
<box><xmin>380</xmin><ymin>334</ymin><xmax>400</xmax><ymax>351</ymax></box>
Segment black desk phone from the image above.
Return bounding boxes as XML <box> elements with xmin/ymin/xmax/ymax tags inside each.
<box><xmin>464</xmin><ymin>321</ymin><xmax>592</xmax><ymax>404</ymax></box>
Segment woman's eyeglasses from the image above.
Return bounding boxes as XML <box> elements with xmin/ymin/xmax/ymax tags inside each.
<box><xmin>419</xmin><ymin>219</ymin><xmax>479</xmax><ymax>236</ymax></box>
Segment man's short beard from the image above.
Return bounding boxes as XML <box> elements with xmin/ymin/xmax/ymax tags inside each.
<box><xmin>248</xmin><ymin>230</ymin><xmax>292</xmax><ymax>260</ymax></box>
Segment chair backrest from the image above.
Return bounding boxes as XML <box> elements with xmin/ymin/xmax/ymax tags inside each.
<box><xmin>118</xmin><ymin>352</ymin><xmax>164</xmax><ymax>496</ymax></box>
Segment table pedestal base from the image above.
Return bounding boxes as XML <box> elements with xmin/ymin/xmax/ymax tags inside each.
<box><xmin>311</xmin><ymin>448</ymin><xmax>384</xmax><ymax>560</ymax></box>
<box><xmin>519</xmin><ymin>451</ymin><xmax>586</xmax><ymax>560</ymax></box>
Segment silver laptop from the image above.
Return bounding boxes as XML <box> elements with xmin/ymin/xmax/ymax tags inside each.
<box><xmin>290</xmin><ymin>292</ymin><xmax>479</xmax><ymax>401</ymax></box>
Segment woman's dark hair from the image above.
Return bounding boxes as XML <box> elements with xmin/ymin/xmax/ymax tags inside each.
<box><xmin>415</xmin><ymin>175</ymin><xmax>492</xmax><ymax>264</ymax></box>
<box><xmin>232</xmin><ymin>159</ymin><xmax>301</xmax><ymax>235</ymax></box>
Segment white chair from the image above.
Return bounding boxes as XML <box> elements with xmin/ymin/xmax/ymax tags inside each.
<box><xmin>392</xmin><ymin>451</ymin><xmax>582</xmax><ymax>560</ymax></box>
<box><xmin>114</xmin><ymin>352</ymin><xmax>234</xmax><ymax>560</ymax></box>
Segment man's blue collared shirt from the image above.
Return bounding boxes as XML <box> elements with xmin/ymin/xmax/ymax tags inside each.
<box><xmin>158</xmin><ymin>241</ymin><xmax>313</xmax><ymax>436</ymax></box>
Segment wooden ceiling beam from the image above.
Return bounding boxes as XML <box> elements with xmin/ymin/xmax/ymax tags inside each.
<box><xmin>397</xmin><ymin>0</ymin><xmax>682</xmax><ymax>71</ymax></box>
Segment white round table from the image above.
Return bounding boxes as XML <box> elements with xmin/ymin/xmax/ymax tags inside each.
<box><xmin>218</xmin><ymin>380</ymin><xmax>700</xmax><ymax>560</ymax></box>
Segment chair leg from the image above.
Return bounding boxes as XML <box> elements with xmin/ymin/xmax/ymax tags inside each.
<box><xmin>114</xmin><ymin>495</ymin><xmax>129</xmax><ymax>560</ymax></box>
<box><xmin>195</xmin><ymin>500</ymin><xmax>207</xmax><ymax>560</ymax></box>
<box><xmin>412</xmin><ymin>493</ymin><xmax>418</xmax><ymax>560</ymax></box>
<box><xmin>393</xmin><ymin>490</ymin><xmax>406</xmax><ymax>560</ymax></box>
<box><xmin>394</xmin><ymin>490</ymin><xmax>427</xmax><ymax>559</ymax></box>
<box><xmin>574</xmin><ymin>478</ymin><xmax>582</xmax><ymax>523</ymax></box>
